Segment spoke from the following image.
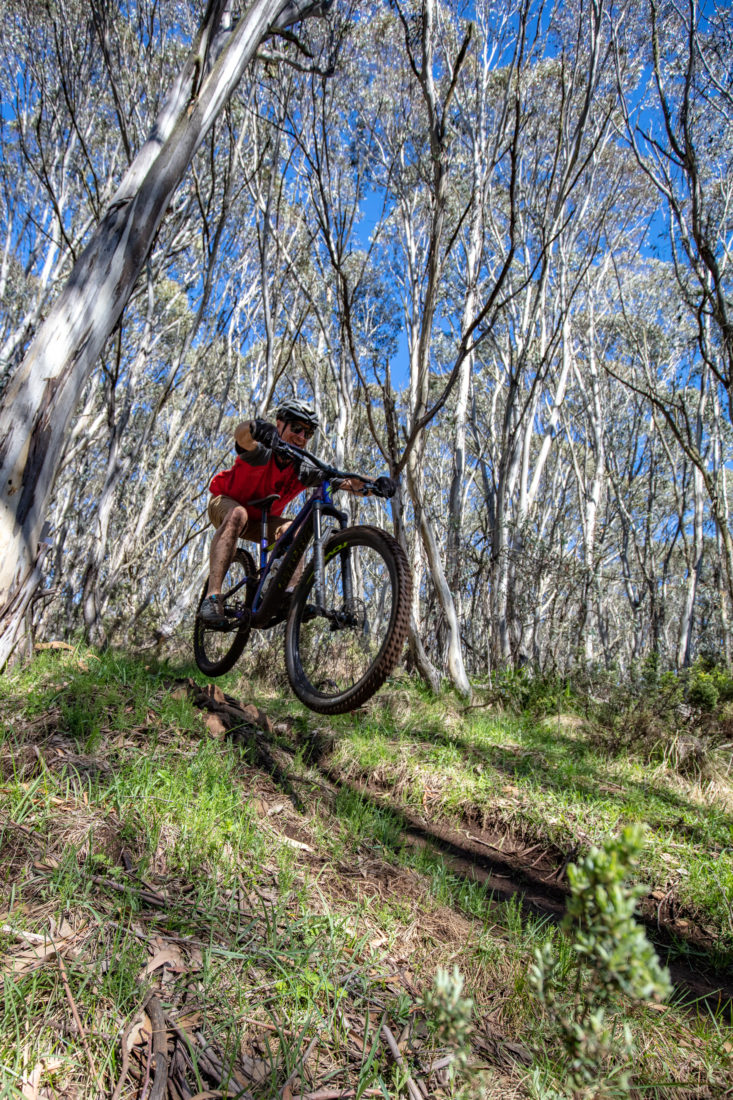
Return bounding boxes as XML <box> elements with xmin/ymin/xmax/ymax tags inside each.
<box><xmin>295</xmin><ymin>542</ymin><xmax>394</xmax><ymax>697</ymax></box>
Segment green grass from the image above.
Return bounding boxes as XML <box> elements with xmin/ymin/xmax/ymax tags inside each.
<box><xmin>1</xmin><ymin>647</ymin><xmax>732</xmax><ymax>1098</ymax></box>
<box><xmin>0</xmin><ymin>649</ymin><xmax>491</xmax><ymax>1097</ymax></box>
<box><xmin>318</xmin><ymin>689</ymin><xmax>733</xmax><ymax>959</ymax></box>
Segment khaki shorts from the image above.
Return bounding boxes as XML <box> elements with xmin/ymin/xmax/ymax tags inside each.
<box><xmin>208</xmin><ymin>495</ymin><xmax>292</xmax><ymax>545</ymax></box>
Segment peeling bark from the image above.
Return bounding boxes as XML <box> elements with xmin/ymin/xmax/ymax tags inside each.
<box><xmin>0</xmin><ymin>0</ymin><xmax>330</xmax><ymax>666</ymax></box>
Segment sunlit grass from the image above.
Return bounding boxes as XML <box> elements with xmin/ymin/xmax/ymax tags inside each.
<box><xmin>2</xmin><ymin>647</ymin><xmax>732</xmax><ymax>1097</ymax></box>
<box><xmin>317</xmin><ymin>687</ymin><xmax>733</xmax><ymax>956</ymax></box>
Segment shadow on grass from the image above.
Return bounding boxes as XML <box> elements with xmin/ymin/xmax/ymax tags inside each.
<box><xmin>355</xmin><ymin>710</ymin><xmax>733</xmax><ymax>854</ymax></box>
<box><xmin>319</xmin><ymin>765</ymin><xmax>733</xmax><ymax>1018</ymax></box>
<box><xmin>5</xmin><ymin>651</ymin><xmax>732</xmax><ymax>1014</ymax></box>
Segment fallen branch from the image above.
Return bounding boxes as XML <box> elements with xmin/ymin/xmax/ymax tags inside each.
<box><xmin>290</xmin><ymin>1090</ymin><xmax>384</xmax><ymax>1099</ymax></box>
<box><xmin>110</xmin><ymin>1009</ymin><xmax>146</xmax><ymax>1100</ymax></box>
<box><xmin>237</xmin><ymin>1014</ymin><xmax>282</xmax><ymax>1032</ymax></box>
<box><xmin>380</xmin><ymin>1024</ymin><xmax>424</xmax><ymax>1100</ymax></box>
<box><xmin>281</xmin><ymin>1034</ymin><xmax>319</xmax><ymax>1095</ymax></box>
<box><xmin>144</xmin><ymin>994</ymin><xmax>168</xmax><ymax>1100</ymax></box>
<box><xmin>193</xmin><ymin>1031</ymin><xmax>252</xmax><ymax>1096</ymax></box>
<box><xmin>53</xmin><ymin>942</ymin><xmax>103</xmax><ymax>1096</ymax></box>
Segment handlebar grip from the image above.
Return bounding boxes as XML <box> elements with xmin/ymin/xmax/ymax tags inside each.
<box><xmin>373</xmin><ymin>476</ymin><xmax>397</xmax><ymax>498</ymax></box>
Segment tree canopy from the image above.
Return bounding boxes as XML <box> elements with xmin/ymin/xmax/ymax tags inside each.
<box><xmin>1</xmin><ymin>0</ymin><xmax>732</xmax><ymax>683</ymax></box>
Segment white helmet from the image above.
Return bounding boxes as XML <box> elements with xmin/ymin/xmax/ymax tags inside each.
<box><xmin>275</xmin><ymin>399</ymin><xmax>319</xmax><ymax>431</ymax></box>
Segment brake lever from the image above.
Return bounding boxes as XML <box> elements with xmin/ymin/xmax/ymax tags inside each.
<box><xmin>272</xmin><ymin>440</ymin><xmax>296</xmax><ymax>459</ymax></box>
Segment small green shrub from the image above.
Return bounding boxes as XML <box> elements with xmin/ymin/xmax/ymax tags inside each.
<box><xmin>529</xmin><ymin>825</ymin><xmax>672</xmax><ymax>1098</ymax></box>
<box><xmin>492</xmin><ymin>667</ymin><xmax>576</xmax><ymax>717</ymax></box>
<box><xmin>690</xmin><ymin>655</ymin><xmax>733</xmax><ymax>703</ymax></box>
<box><xmin>420</xmin><ymin>965</ymin><xmax>476</xmax><ymax>1093</ymax></box>
<box><xmin>688</xmin><ymin>670</ymin><xmax>720</xmax><ymax>711</ymax></box>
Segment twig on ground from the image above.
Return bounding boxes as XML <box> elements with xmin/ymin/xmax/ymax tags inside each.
<box><xmin>90</xmin><ymin>874</ymin><xmax>167</xmax><ymax>908</ymax></box>
<box><xmin>290</xmin><ymin>1090</ymin><xmax>384</xmax><ymax>1099</ymax></box>
<box><xmin>144</xmin><ymin>994</ymin><xmax>169</xmax><ymax>1100</ymax></box>
<box><xmin>54</xmin><ymin>941</ymin><xmax>103</xmax><ymax>1096</ymax></box>
<box><xmin>380</xmin><ymin>1024</ymin><xmax>424</xmax><ymax>1100</ymax></box>
<box><xmin>139</xmin><ymin>1033</ymin><xmax>153</xmax><ymax>1100</ymax></box>
<box><xmin>424</xmin><ymin>1054</ymin><xmax>455</xmax><ymax>1073</ymax></box>
<box><xmin>165</xmin><ymin>1016</ymin><xmax>202</xmax><ymax>1089</ymax></box>
<box><xmin>464</xmin><ymin>832</ymin><xmax>509</xmax><ymax>853</ymax></box>
<box><xmin>281</xmin><ymin>1034</ymin><xmax>320</xmax><ymax>1095</ymax></box>
<box><xmin>193</xmin><ymin>1031</ymin><xmax>251</xmax><ymax>1095</ymax></box>
<box><xmin>1</xmin><ymin>924</ymin><xmax>47</xmax><ymax>944</ymax></box>
<box><xmin>237</xmin><ymin>1014</ymin><xmax>282</xmax><ymax>1032</ymax></box>
<box><xmin>110</xmin><ymin>1009</ymin><xmax>146</xmax><ymax>1100</ymax></box>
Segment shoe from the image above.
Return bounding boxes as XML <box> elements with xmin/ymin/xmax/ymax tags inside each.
<box><xmin>199</xmin><ymin>594</ymin><xmax>229</xmax><ymax>629</ymax></box>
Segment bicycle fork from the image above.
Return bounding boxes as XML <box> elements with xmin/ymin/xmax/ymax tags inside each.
<box><xmin>311</xmin><ymin>500</ymin><xmax>354</xmax><ymax>613</ymax></box>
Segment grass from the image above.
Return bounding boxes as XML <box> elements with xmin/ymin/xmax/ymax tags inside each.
<box><xmin>0</xmin><ymin>645</ymin><xmax>731</xmax><ymax>1098</ymax></box>
<box><xmin>315</xmin><ymin>687</ymin><xmax>733</xmax><ymax>961</ymax></box>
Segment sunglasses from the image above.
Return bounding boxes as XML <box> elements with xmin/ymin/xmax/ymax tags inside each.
<box><xmin>288</xmin><ymin>420</ymin><xmax>315</xmax><ymax>439</ymax></box>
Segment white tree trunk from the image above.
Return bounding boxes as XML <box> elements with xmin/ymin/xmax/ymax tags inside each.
<box><xmin>0</xmin><ymin>0</ymin><xmax>326</xmax><ymax>665</ymax></box>
<box><xmin>677</xmin><ymin>465</ymin><xmax>704</xmax><ymax>668</ymax></box>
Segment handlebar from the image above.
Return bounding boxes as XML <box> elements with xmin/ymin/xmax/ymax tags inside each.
<box><xmin>271</xmin><ymin>438</ymin><xmax>396</xmax><ymax>499</ymax></box>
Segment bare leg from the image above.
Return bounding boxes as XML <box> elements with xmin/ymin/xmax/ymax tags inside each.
<box><xmin>207</xmin><ymin>505</ymin><xmax>248</xmax><ymax>596</ymax></box>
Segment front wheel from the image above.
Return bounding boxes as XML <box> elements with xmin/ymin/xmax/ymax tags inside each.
<box><xmin>284</xmin><ymin>525</ymin><xmax>411</xmax><ymax>714</ymax></box>
<box><xmin>193</xmin><ymin>548</ymin><xmax>256</xmax><ymax>677</ymax></box>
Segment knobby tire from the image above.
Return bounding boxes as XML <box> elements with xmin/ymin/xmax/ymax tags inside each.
<box><xmin>193</xmin><ymin>548</ymin><xmax>255</xmax><ymax>676</ymax></box>
<box><xmin>284</xmin><ymin>525</ymin><xmax>411</xmax><ymax>714</ymax></box>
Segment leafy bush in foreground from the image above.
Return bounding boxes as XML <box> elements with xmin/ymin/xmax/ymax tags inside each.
<box><xmin>529</xmin><ymin>825</ymin><xmax>672</xmax><ymax>1098</ymax></box>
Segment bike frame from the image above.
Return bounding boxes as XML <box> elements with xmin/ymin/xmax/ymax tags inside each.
<box><xmin>244</xmin><ymin>481</ymin><xmax>351</xmax><ymax>628</ymax></box>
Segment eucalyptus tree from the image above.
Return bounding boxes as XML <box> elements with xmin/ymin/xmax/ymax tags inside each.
<box><xmin>600</xmin><ymin>253</ymin><xmax>732</xmax><ymax>665</ymax></box>
<box><xmin>277</xmin><ymin>7</ymin><xmax>374</xmax><ymax>473</ymax></box>
<box><xmin>612</xmin><ymin>0</ymin><xmax>733</xmax><ymax>647</ymax></box>
<box><xmin>0</xmin><ymin>0</ymin><xmax>333</xmax><ymax>667</ymax></box>
<box><xmin>0</xmin><ymin>3</ymin><xmax>111</xmax><ymax>390</ymax></box>
<box><xmin>347</xmin><ymin>0</ymin><xmax>531</xmax><ymax>696</ymax></box>
<box><xmin>443</xmin><ymin>0</ymin><xmax>522</xmax><ymax>608</ymax></box>
<box><xmin>616</xmin><ymin>0</ymin><xmax>732</xmax><ymax>408</ymax></box>
<box><xmin>449</xmin><ymin>0</ymin><xmax>638</xmax><ymax>667</ymax></box>
<box><xmin>38</xmin><ymin>85</ymin><xmax>303</xmax><ymax>647</ymax></box>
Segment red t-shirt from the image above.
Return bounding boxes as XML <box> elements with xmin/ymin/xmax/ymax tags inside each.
<box><xmin>209</xmin><ymin>444</ymin><xmax>322</xmax><ymax>518</ymax></box>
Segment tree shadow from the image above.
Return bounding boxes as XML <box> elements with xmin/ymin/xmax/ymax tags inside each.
<box><xmin>313</xmin><ymin>760</ymin><xmax>733</xmax><ymax>1019</ymax></box>
<box><xmin>377</xmin><ymin>713</ymin><xmax>733</xmax><ymax>854</ymax></box>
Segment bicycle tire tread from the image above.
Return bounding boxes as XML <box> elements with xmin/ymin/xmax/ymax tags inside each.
<box><xmin>193</xmin><ymin>548</ymin><xmax>255</xmax><ymax>677</ymax></box>
<box><xmin>284</xmin><ymin>525</ymin><xmax>412</xmax><ymax>714</ymax></box>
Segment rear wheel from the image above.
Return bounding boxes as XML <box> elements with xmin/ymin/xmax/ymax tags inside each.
<box><xmin>193</xmin><ymin>548</ymin><xmax>256</xmax><ymax>676</ymax></box>
<box><xmin>284</xmin><ymin>525</ymin><xmax>411</xmax><ymax>714</ymax></box>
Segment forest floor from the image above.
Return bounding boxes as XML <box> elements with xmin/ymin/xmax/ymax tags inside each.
<box><xmin>1</xmin><ymin>644</ymin><xmax>732</xmax><ymax>1099</ymax></box>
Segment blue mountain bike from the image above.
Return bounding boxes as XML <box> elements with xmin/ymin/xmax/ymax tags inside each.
<box><xmin>193</xmin><ymin>441</ymin><xmax>411</xmax><ymax>715</ymax></box>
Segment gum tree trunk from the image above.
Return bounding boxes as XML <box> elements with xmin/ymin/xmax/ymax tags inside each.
<box><xmin>0</xmin><ymin>0</ymin><xmax>328</xmax><ymax>666</ymax></box>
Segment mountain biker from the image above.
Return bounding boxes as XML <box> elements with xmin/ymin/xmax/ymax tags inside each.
<box><xmin>200</xmin><ymin>399</ymin><xmax>367</xmax><ymax>627</ymax></box>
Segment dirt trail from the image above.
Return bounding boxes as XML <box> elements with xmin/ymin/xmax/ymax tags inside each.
<box><xmin>187</xmin><ymin>682</ymin><xmax>733</xmax><ymax>1016</ymax></box>
<box><xmin>326</xmin><ymin>773</ymin><xmax>733</xmax><ymax>1012</ymax></box>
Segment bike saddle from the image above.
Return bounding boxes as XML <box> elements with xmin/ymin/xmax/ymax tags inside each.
<box><xmin>247</xmin><ymin>493</ymin><xmax>281</xmax><ymax>510</ymax></box>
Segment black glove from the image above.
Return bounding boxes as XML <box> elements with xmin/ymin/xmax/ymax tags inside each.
<box><xmin>249</xmin><ymin>418</ymin><xmax>279</xmax><ymax>448</ymax></box>
<box><xmin>373</xmin><ymin>475</ymin><xmax>396</xmax><ymax>498</ymax></box>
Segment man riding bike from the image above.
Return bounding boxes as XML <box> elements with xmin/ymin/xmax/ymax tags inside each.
<box><xmin>200</xmin><ymin>399</ymin><xmax>368</xmax><ymax>627</ymax></box>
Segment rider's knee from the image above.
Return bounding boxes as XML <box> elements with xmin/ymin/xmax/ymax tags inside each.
<box><xmin>224</xmin><ymin>505</ymin><xmax>248</xmax><ymax>534</ymax></box>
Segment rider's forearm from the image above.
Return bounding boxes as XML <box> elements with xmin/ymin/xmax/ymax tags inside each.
<box><xmin>234</xmin><ymin>421</ymin><xmax>259</xmax><ymax>451</ymax></box>
<box><xmin>337</xmin><ymin>478</ymin><xmax>368</xmax><ymax>495</ymax></box>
